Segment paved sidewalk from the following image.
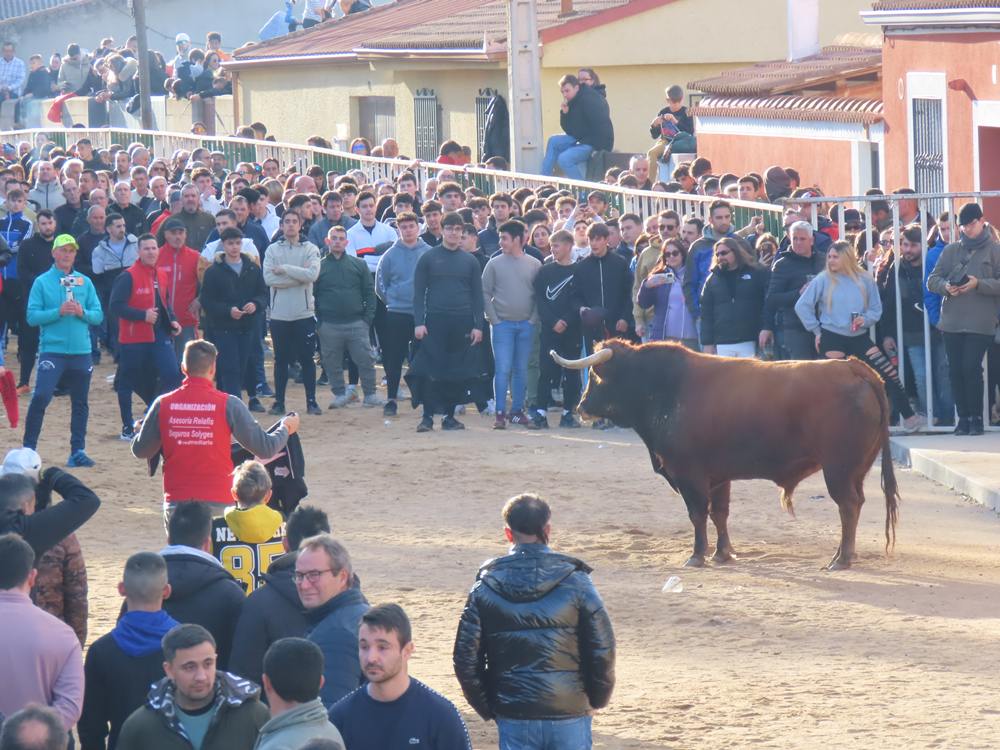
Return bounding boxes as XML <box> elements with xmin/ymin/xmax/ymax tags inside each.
<box><xmin>890</xmin><ymin>432</ymin><xmax>1000</xmax><ymax>511</ymax></box>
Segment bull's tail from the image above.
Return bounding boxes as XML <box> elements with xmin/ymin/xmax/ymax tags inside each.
<box><xmin>881</xmin><ymin>421</ymin><xmax>901</xmax><ymax>553</ymax></box>
<box><xmin>779</xmin><ymin>487</ymin><xmax>796</xmax><ymax>518</ymax></box>
<box><xmin>850</xmin><ymin>358</ymin><xmax>900</xmax><ymax>553</ymax></box>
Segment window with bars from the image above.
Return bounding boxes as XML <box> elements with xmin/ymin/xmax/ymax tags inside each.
<box><xmin>911</xmin><ymin>97</ymin><xmax>945</xmax><ymax>215</ymax></box>
<box><xmin>357</xmin><ymin>96</ymin><xmax>396</xmax><ymax>147</ymax></box>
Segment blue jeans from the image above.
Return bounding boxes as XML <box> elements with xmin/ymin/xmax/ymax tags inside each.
<box><xmin>904</xmin><ymin>332</ymin><xmax>954</xmax><ymax>423</ymax></box>
<box><xmin>492</xmin><ymin>319</ymin><xmax>535</xmax><ymax>414</ymax></box>
<box><xmin>497</xmin><ymin>716</ymin><xmax>592</xmax><ymax>750</ymax></box>
<box><xmin>540</xmin><ymin>134</ymin><xmax>593</xmax><ymax>181</ymax></box>
<box><xmin>116</xmin><ymin>338</ymin><xmax>181</xmax><ymax>428</ymax></box>
<box><xmin>23</xmin><ymin>353</ymin><xmax>93</xmax><ymax>452</ymax></box>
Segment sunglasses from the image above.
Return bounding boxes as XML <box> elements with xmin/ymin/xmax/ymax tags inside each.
<box><xmin>664</xmin><ymin>250</ymin><xmax>682</xmax><ymax>257</ymax></box>
<box><xmin>658</xmin><ymin>224</ymin><xmax>677</xmax><ymax>230</ymax></box>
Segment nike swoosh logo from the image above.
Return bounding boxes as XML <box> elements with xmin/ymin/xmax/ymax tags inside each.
<box><xmin>546</xmin><ymin>275</ymin><xmax>573</xmax><ymax>301</ymax></box>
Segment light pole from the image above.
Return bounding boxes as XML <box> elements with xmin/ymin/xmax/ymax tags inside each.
<box><xmin>506</xmin><ymin>0</ymin><xmax>544</xmax><ymax>173</ymax></box>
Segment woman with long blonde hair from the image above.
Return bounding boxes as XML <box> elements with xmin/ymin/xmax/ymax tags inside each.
<box><xmin>795</xmin><ymin>240</ymin><xmax>923</xmax><ymax>431</ymax></box>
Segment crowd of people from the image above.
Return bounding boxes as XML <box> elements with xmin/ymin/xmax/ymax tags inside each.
<box><xmin>0</xmin><ymin>123</ymin><xmax>997</xmax><ymax>749</ymax></box>
<box><xmin>0</xmin><ymin>427</ymin><xmax>614</xmax><ymax>750</ymax></box>
<box><xmin>0</xmin><ymin>131</ymin><xmax>996</xmax><ymax>456</ymax></box>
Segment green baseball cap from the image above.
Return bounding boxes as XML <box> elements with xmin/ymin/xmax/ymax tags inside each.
<box><xmin>53</xmin><ymin>234</ymin><xmax>78</xmax><ymax>249</ymax></box>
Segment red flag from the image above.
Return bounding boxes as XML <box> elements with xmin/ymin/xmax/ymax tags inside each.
<box><xmin>0</xmin><ymin>370</ymin><xmax>18</xmax><ymax>428</ymax></box>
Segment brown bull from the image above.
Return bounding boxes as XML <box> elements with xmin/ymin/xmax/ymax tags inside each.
<box><xmin>553</xmin><ymin>339</ymin><xmax>899</xmax><ymax>570</ymax></box>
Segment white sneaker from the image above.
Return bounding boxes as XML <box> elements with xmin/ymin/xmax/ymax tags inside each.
<box><xmin>362</xmin><ymin>394</ymin><xmax>384</xmax><ymax>407</ymax></box>
<box><xmin>486</xmin><ymin>398</ymin><xmax>496</xmax><ymax>416</ymax></box>
<box><xmin>329</xmin><ymin>393</ymin><xmax>351</xmax><ymax>409</ymax></box>
<box><xmin>345</xmin><ymin>385</ymin><xmax>360</xmax><ymax>403</ymax></box>
<box><xmin>903</xmin><ymin>414</ymin><xmax>925</xmax><ymax>433</ymax></box>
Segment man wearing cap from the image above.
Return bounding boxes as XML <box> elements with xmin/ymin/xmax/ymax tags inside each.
<box><xmin>23</xmin><ymin>234</ymin><xmax>103</xmax><ymax>468</ymax></box>
<box><xmin>927</xmin><ymin>202</ymin><xmax>1000</xmax><ymax>436</ymax></box>
<box><xmin>157</xmin><ymin>183</ymin><xmax>214</xmax><ymax>251</ymax></box>
<box><xmin>157</xmin><ymin>218</ymin><xmax>201</xmax><ymax>360</ymax></box>
<box><xmin>0</xmin><ymin>447</ymin><xmax>100</xmax><ymax>557</ymax></box>
<box><xmin>171</xmin><ymin>34</ymin><xmax>191</xmax><ymax>76</ymax></box>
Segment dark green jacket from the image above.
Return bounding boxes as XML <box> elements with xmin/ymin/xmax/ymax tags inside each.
<box><xmin>116</xmin><ymin>672</ymin><xmax>269</xmax><ymax>750</ymax></box>
<box><xmin>313</xmin><ymin>252</ymin><xmax>375</xmax><ymax>325</ymax></box>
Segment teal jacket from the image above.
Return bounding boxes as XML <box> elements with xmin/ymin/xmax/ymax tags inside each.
<box><xmin>27</xmin><ymin>265</ymin><xmax>103</xmax><ymax>355</ymax></box>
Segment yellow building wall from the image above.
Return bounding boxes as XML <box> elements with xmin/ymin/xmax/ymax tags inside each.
<box><xmin>539</xmin><ymin>0</ymin><xmax>873</xmax><ymax>156</ymax></box>
<box><xmin>237</xmin><ymin>62</ymin><xmax>505</xmax><ymax>159</ymax></box>
<box><xmin>539</xmin><ymin>62</ymin><xmax>744</xmax><ymax>156</ymax></box>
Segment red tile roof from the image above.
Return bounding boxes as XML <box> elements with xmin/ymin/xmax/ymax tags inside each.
<box><xmin>231</xmin><ymin>0</ymin><xmax>644</xmax><ymax>62</ymax></box>
<box><xmin>688</xmin><ymin>46</ymin><xmax>882</xmax><ymax>98</ymax></box>
<box><xmin>692</xmin><ymin>94</ymin><xmax>884</xmax><ymax>125</ymax></box>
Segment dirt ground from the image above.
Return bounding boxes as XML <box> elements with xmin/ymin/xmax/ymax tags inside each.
<box><xmin>12</xmin><ymin>355</ymin><xmax>1000</xmax><ymax>749</ymax></box>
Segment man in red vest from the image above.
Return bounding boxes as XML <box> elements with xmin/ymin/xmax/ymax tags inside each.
<box><xmin>109</xmin><ymin>233</ymin><xmax>183</xmax><ymax>441</ymax></box>
<box><xmin>131</xmin><ymin>339</ymin><xmax>300</xmax><ymax>524</ymax></box>
<box><xmin>157</xmin><ymin>217</ymin><xmax>202</xmax><ymax>361</ymax></box>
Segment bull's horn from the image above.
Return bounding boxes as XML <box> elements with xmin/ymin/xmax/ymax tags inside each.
<box><xmin>550</xmin><ymin>348</ymin><xmax>613</xmax><ymax>369</ymax></box>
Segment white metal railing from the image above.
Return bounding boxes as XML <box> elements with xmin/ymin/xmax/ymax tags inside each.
<box><xmin>795</xmin><ymin>191</ymin><xmax>1000</xmax><ymax>432</ymax></box>
<box><xmin>0</xmin><ymin>127</ymin><xmax>785</xmax><ymax>230</ymax></box>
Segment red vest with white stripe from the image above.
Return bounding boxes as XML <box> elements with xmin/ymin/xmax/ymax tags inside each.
<box><xmin>118</xmin><ymin>262</ymin><xmax>170</xmax><ymax>345</ymax></box>
<box><xmin>157</xmin><ymin>376</ymin><xmax>232</xmax><ymax>504</ymax></box>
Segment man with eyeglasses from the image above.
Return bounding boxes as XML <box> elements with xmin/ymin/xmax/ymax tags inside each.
<box><xmin>295</xmin><ymin>534</ymin><xmax>368</xmax><ymax>708</ymax></box>
<box><xmin>632</xmin><ymin>210</ymin><xmax>679</xmax><ymax>339</ymax></box>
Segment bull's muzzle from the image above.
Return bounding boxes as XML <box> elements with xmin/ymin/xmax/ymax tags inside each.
<box><xmin>550</xmin><ymin>348</ymin><xmax>613</xmax><ymax>370</ymax></box>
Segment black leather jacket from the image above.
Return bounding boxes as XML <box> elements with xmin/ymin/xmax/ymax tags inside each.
<box><xmin>453</xmin><ymin>543</ymin><xmax>615</xmax><ymax>720</ymax></box>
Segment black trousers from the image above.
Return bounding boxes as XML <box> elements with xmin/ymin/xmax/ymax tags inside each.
<box><xmin>537</xmin><ymin>327</ymin><xmax>582</xmax><ymax>411</ymax></box>
<box><xmin>819</xmin><ymin>328</ymin><xmax>914</xmax><ymax>419</ymax></box>
<box><xmin>781</xmin><ymin>326</ymin><xmax>816</xmax><ymax>361</ymax></box>
<box><xmin>382</xmin><ymin>311</ymin><xmax>414</xmax><ymax>400</ymax></box>
<box><xmin>271</xmin><ymin>317</ymin><xmax>317</xmax><ymax>404</ymax></box>
<box><xmin>943</xmin><ymin>332</ymin><xmax>993</xmax><ymax>419</ymax></box>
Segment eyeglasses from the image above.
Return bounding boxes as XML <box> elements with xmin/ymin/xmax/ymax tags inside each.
<box><xmin>658</xmin><ymin>224</ymin><xmax>677</xmax><ymax>231</ymax></box>
<box><xmin>293</xmin><ymin>569</ymin><xmax>335</xmax><ymax>585</ymax></box>
<box><xmin>664</xmin><ymin>250</ymin><xmax>682</xmax><ymax>257</ymax></box>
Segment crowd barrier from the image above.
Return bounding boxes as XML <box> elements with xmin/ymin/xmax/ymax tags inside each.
<box><xmin>0</xmin><ymin>127</ymin><xmax>784</xmax><ymax>232</ymax></box>
<box><xmin>797</xmin><ymin>191</ymin><xmax>1000</xmax><ymax>432</ymax></box>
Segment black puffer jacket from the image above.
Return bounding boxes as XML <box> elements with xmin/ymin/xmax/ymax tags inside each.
<box><xmin>699</xmin><ymin>265</ymin><xmax>769</xmax><ymax>346</ymax></box>
<box><xmin>560</xmin><ymin>84</ymin><xmax>614</xmax><ymax>151</ymax></box>
<box><xmin>161</xmin><ymin>549</ymin><xmax>245</xmax><ymax>670</ymax></box>
<box><xmin>453</xmin><ymin>543</ymin><xmax>615</xmax><ymax>721</ymax></box>
<box><xmin>227</xmin><ymin>552</ymin><xmax>307</xmax><ymax>686</ymax></box>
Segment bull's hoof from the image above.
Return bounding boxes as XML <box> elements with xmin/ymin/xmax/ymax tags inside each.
<box><xmin>712</xmin><ymin>549</ymin><xmax>736</xmax><ymax>564</ymax></box>
<box><xmin>684</xmin><ymin>554</ymin><xmax>706</xmax><ymax>568</ymax></box>
<box><xmin>825</xmin><ymin>556</ymin><xmax>851</xmax><ymax>571</ymax></box>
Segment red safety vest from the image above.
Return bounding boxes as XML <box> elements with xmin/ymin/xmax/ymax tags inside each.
<box><xmin>156</xmin><ymin>244</ymin><xmax>201</xmax><ymax>327</ymax></box>
<box><xmin>118</xmin><ymin>262</ymin><xmax>170</xmax><ymax>345</ymax></box>
<box><xmin>157</xmin><ymin>376</ymin><xmax>232</xmax><ymax>504</ymax></box>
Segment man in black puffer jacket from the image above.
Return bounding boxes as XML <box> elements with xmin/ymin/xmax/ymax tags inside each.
<box><xmin>159</xmin><ymin>502</ymin><xmax>245</xmax><ymax>670</ymax></box>
<box><xmin>453</xmin><ymin>494</ymin><xmax>615</xmax><ymax>748</ymax></box>
<box><xmin>540</xmin><ymin>74</ymin><xmax>614</xmax><ymax>182</ymax></box>
<box><xmin>699</xmin><ymin>237</ymin><xmax>769</xmax><ymax>358</ymax></box>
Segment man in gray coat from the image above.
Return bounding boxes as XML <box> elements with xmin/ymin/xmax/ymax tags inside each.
<box><xmin>256</xmin><ymin>638</ymin><xmax>345</xmax><ymax>750</ymax></box>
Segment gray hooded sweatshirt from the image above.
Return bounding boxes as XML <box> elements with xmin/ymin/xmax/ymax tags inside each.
<box><xmin>253</xmin><ymin>698</ymin><xmax>345</xmax><ymax>750</ymax></box>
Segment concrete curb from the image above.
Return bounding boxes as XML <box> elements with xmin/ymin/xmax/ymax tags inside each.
<box><xmin>890</xmin><ymin>435</ymin><xmax>1000</xmax><ymax>512</ymax></box>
